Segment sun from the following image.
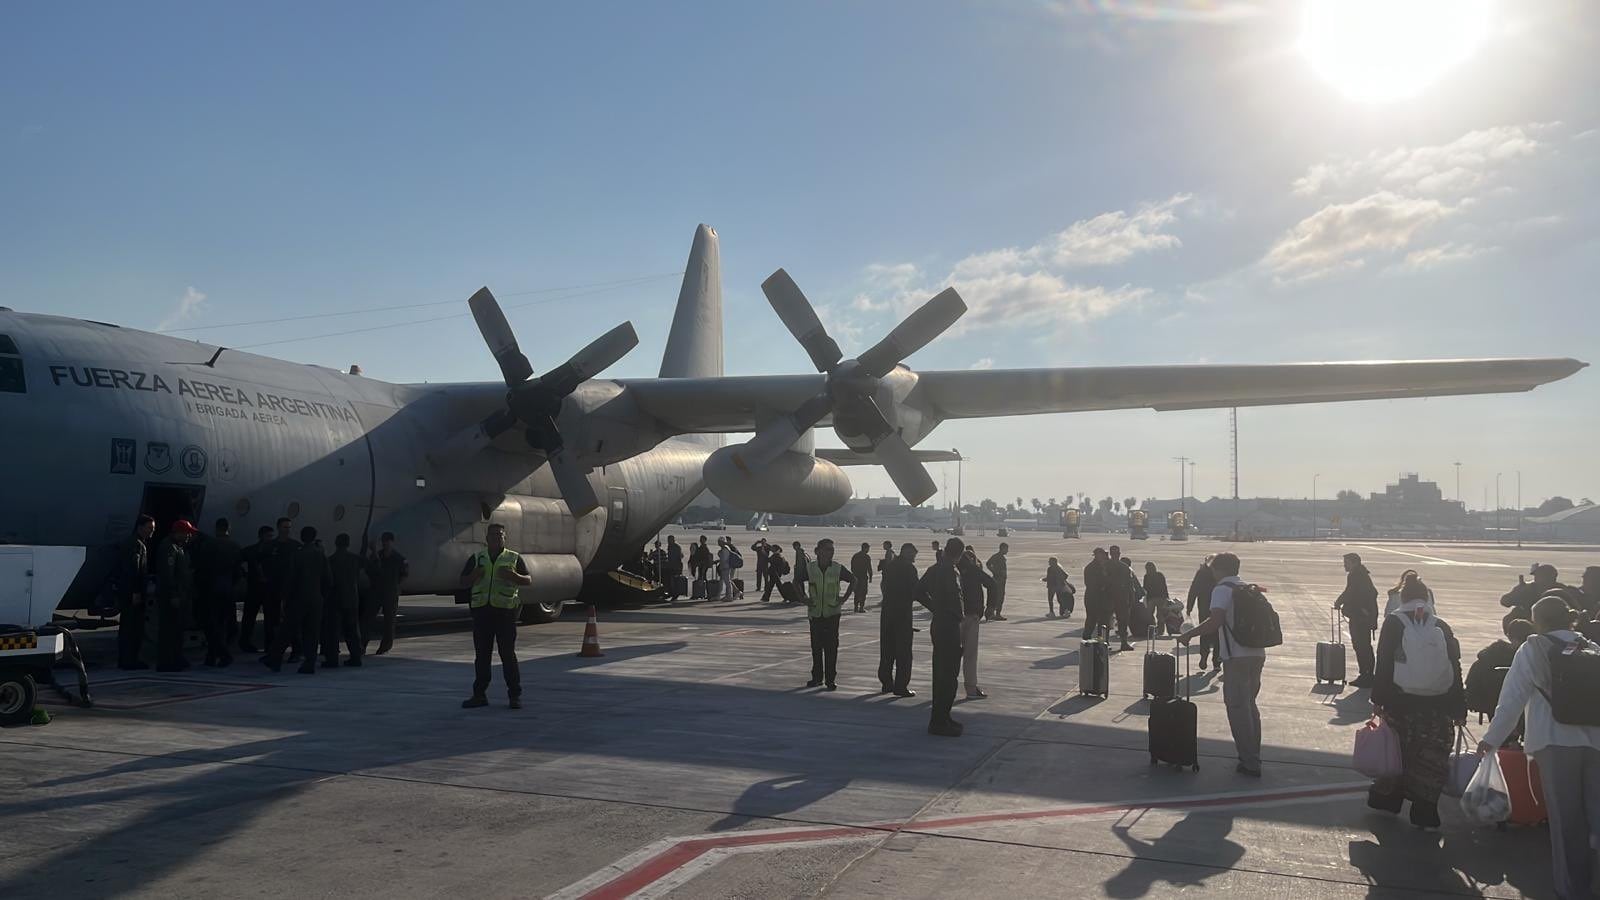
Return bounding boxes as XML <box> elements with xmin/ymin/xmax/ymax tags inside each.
<box><xmin>1299</xmin><ymin>0</ymin><xmax>1491</xmax><ymax>103</ymax></box>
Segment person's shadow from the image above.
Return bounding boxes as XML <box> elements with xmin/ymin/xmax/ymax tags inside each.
<box><xmin>1104</xmin><ymin>811</ymin><xmax>1243</xmax><ymax>897</ymax></box>
<box><xmin>709</xmin><ymin>774</ymin><xmax>851</xmax><ymax>832</ymax></box>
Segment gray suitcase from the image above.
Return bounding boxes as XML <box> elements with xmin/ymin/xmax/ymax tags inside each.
<box><xmin>1079</xmin><ymin>626</ymin><xmax>1110</xmax><ymax>697</ymax></box>
<box><xmin>1317</xmin><ymin>608</ymin><xmax>1346</xmax><ymax>685</ymax></box>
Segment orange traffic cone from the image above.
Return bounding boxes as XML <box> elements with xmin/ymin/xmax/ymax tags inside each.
<box><xmin>577</xmin><ymin>605</ymin><xmax>605</xmax><ymax>658</ymax></box>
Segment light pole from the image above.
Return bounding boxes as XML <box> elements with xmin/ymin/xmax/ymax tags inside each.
<box><xmin>953</xmin><ymin>450</ymin><xmax>968</xmax><ymax>533</ymax></box>
<box><xmin>1173</xmin><ymin>456</ymin><xmax>1191</xmax><ymax>517</ymax></box>
<box><xmin>1496</xmin><ymin>472</ymin><xmax>1503</xmax><ymax>542</ymax></box>
<box><xmin>1453</xmin><ymin>461</ymin><xmax>1462</xmax><ymax>505</ymax></box>
<box><xmin>1517</xmin><ymin>470</ymin><xmax>1522</xmax><ymax>548</ymax></box>
<box><xmin>1312</xmin><ymin>473</ymin><xmax>1320</xmax><ymax>541</ymax></box>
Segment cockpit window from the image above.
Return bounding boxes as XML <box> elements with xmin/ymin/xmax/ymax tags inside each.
<box><xmin>0</xmin><ymin>335</ymin><xmax>23</xmax><ymax>393</ymax></box>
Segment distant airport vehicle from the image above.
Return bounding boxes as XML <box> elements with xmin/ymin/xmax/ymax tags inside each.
<box><xmin>1062</xmin><ymin>508</ymin><xmax>1081</xmax><ymax>539</ymax></box>
<box><xmin>1129</xmin><ymin>510</ymin><xmax>1149</xmax><ymax>540</ymax></box>
<box><xmin>0</xmin><ymin>224</ymin><xmax>1585</xmax><ymax>622</ymax></box>
<box><xmin>1168</xmin><ymin>510</ymin><xmax>1190</xmax><ymax>541</ymax></box>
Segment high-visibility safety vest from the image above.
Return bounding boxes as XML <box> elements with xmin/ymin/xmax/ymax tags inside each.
<box><xmin>805</xmin><ymin>561</ymin><xmax>844</xmax><ymax>619</ymax></box>
<box><xmin>470</xmin><ymin>548</ymin><xmax>525</xmax><ymax>609</ymax></box>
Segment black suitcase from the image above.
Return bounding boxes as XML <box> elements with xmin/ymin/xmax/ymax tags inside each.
<box><xmin>733</xmin><ymin>578</ymin><xmax>745</xmax><ymax>593</ymax></box>
<box><xmin>671</xmin><ymin>575</ymin><xmax>690</xmax><ymax>597</ymax></box>
<box><xmin>1079</xmin><ymin>626</ymin><xmax>1110</xmax><ymax>697</ymax></box>
<box><xmin>1148</xmin><ymin>641</ymin><xmax>1199</xmax><ymax>771</ymax></box>
<box><xmin>1317</xmin><ymin>607</ymin><xmax>1346</xmax><ymax>685</ymax></box>
<box><xmin>692</xmin><ymin>578</ymin><xmax>707</xmax><ymax>600</ymax></box>
<box><xmin>778</xmin><ymin>581</ymin><xmax>800</xmax><ymax>604</ymax></box>
<box><xmin>1143</xmin><ymin>633</ymin><xmax>1177</xmax><ymax>700</ymax></box>
<box><xmin>705</xmin><ymin>578</ymin><xmax>723</xmax><ymax>600</ymax></box>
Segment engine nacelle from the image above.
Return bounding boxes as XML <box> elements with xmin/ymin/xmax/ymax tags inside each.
<box><xmin>703</xmin><ymin>446</ymin><xmax>852</xmax><ymax>515</ymax></box>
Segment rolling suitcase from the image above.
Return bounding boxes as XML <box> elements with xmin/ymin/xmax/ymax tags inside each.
<box><xmin>733</xmin><ymin>578</ymin><xmax>745</xmax><ymax>594</ymax></box>
<box><xmin>1079</xmin><ymin>626</ymin><xmax>1110</xmax><ymax>697</ymax></box>
<box><xmin>1149</xmin><ymin>640</ymin><xmax>1200</xmax><ymax>771</ymax></box>
<box><xmin>1143</xmin><ymin>632</ymin><xmax>1176</xmax><ymax>700</ymax></box>
<box><xmin>1498</xmin><ymin>746</ymin><xmax>1548</xmax><ymax>827</ymax></box>
<box><xmin>671</xmin><ymin>575</ymin><xmax>690</xmax><ymax>597</ymax></box>
<box><xmin>692</xmin><ymin>578</ymin><xmax>708</xmax><ymax>600</ymax></box>
<box><xmin>705</xmin><ymin>578</ymin><xmax>723</xmax><ymax>600</ymax></box>
<box><xmin>778</xmin><ymin>581</ymin><xmax>800</xmax><ymax>604</ymax></box>
<box><xmin>1317</xmin><ymin>607</ymin><xmax>1347</xmax><ymax>685</ymax></box>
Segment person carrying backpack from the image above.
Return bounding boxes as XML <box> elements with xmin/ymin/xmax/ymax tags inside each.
<box><xmin>1465</xmin><ymin>618</ymin><xmax>1535</xmax><ymax>731</ymax></box>
<box><xmin>1368</xmin><ymin>572</ymin><xmax>1465</xmax><ymax>829</ymax></box>
<box><xmin>1178</xmin><ymin>552</ymin><xmax>1271</xmax><ymax>777</ymax></box>
<box><xmin>1334</xmin><ymin>553</ymin><xmax>1380</xmax><ymax>688</ymax></box>
<box><xmin>1479</xmin><ymin>595</ymin><xmax>1600</xmax><ymax>900</ymax></box>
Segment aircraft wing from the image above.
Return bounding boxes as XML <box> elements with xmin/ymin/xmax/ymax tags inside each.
<box><xmin>816</xmin><ymin>448</ymin><xmax>962</xmax><ymax>466</ymax></box>
<box><xmin>913</xmin><ymin>357</ymin><xmax>1586</xmax><ymax>417</ymax></box>
<box><xmin>621</xmin><ymin>357</ymin><xmax>1584</xmax><ymax>433</ymax></box>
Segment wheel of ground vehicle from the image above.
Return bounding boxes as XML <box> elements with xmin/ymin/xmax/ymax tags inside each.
<box><xmin>0</xmin><ymin>670</ymin><xmax>37</xmax><ymax>727</ymax></box>
<box><xmin>519</xmin><ymin>599</ymin><xmax>562</xmax><ymax>625</ymax></box>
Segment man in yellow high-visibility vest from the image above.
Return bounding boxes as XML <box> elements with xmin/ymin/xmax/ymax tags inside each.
<box><xmin>805</xmin><ymin>538</ymin><xmax>856</xmax><ymax>691</ymax></box>
<box><xmin>460</xmin><ymin>523</ymin><xmax>532</xmax><ymax>709</ymax></box>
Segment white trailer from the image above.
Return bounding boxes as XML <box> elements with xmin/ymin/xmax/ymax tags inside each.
<box><xmin>0</xmin><ymin>547</ymin><xmax>93</xmax><ymax>726</ymax></box>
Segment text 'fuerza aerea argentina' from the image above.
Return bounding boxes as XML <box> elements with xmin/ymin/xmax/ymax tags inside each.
<box><xmin>47</xmin><ymin>364</ymin><xmax>358</xmax><ymax>423</ymax></box>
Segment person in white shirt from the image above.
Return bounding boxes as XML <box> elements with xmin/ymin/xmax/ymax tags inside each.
<box><xmin>1178</xmin><ymin>552</ymin><xmax>1266</xmax><ymax>776</ymax></box>
<box><xmin>1478</xmin><ymin>595</ymin><xmax>1600</xmax><ymax>899</ymax></box>
<box><xmin>715</xmin><ymin>538</ymin><xmax>741</xmax><ymax>600</ymax></box>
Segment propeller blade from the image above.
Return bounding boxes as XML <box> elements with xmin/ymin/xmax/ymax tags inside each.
<box><xmin>538</xmin><ymin>321</ymin><xmax>640</xmax><ymax>397</ymax></box>
<box><xmin>733</xmin><ymin>393</ymin><xmax>834</xmax><ymax>472</ymax></box>
<box><xmin>761</xmin><ymin>269</ymin><xmax>843</xmax><ymax>372</ymax></box>
<box><xmin>873</xmin><ymin>430</ymin><xmax>939</xmax><ymax>508</ymax></box>
<box><xmin>549</xmin><ymin>449</ymin><xmax>602</xmax><ymax>517</ymax></box>
<box><xmin>855</xmin><ymin>287</ymin><xmax>966</xmax><ymax>378</ymax></box>
<box><xmin>468</xmin><ymin>287</ymin><xmax>535</xmax><ymax>386</ymax></box>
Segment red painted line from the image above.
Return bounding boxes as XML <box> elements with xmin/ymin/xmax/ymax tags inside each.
<box><xmin>576</xmin><ymin>783</ymin><xmax>1366</xmax><ymax>899</ymax></box>
<box><xmin>907</xmin><ymin>782</ymin><xmax>1365</xmax><ymax>831</ymax></box>
<box><xmin>581</xmin><ymin>825</ymin><xmax>876</xmax><ymax>900</ymax></box>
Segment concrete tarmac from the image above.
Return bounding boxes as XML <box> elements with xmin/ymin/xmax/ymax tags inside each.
<box><xmin>1</xmin><ymin>528</ymin><xmax>1592</xmax><ymax>898</ymax></box>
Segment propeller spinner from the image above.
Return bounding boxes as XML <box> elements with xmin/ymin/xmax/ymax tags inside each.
<box><xmin>735</xmin><ymin>269</ymin><xmax>966</xmax><ymax>507</ymax></box>
<box><xmin>462</xmin><ymin>287</ymin><xmax>638</xmax><ymax>517</ymax></box>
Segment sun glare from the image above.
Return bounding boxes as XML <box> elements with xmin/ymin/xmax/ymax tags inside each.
<box><xmin>1299</xmin><ymin>0</ymin><xmax>1491</xmax><ymax>103</ymax></box>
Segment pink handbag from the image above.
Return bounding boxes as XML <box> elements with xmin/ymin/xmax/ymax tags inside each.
<box><xmin>1353</xmin><ymin>716</ymin><xmax>1403</xmax><ymax>779</ymax></box>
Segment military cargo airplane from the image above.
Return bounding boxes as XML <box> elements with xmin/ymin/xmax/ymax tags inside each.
<box><xmin>0</xmin><ymin>224</ymin><xmax>1585</xmax><ymax>622</ymax></box>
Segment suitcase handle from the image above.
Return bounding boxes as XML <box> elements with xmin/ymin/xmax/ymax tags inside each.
<box><xmin>1330</xmin><ymin>605</ymin><xmax>1343</xmax><ymax>644</ymax></box>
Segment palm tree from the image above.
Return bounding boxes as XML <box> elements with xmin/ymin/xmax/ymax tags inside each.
<box><xmin>1124</xmin><ymin>496</ymin><xmax>1138</xmax><ymax>511</ymax></box>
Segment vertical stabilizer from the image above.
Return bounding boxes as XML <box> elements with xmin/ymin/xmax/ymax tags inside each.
<box><xmin>660</xmin><ymin>224</ymin><xmax>723</xmax><ymax>379</ymax></box>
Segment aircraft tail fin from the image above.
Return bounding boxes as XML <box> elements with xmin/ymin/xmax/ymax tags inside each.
<box><xmin>660</xmin><ymin>224</ymin><xmax>723</xmax><ymax>380</ymax></box>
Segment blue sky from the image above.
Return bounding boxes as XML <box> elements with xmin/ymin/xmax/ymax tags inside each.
<box><xmin>4</xmin><ymin>1</ymin><xmax>1596</xmax><ymax>509</ymax></box>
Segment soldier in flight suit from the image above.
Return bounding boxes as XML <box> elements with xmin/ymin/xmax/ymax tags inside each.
<box><xmin>878</xmin><ymin>544</ymin><xmax>918</xmax><ymax>697</ymax></box>
<box><xmin>366</xmin><ymin>531</ymin><xmax>408</xmax><ymax>655</ymax></box>
<box><xmin>850</xmin><ymin>542</ymin><xmax>874</xmax><ymax>613</ymax></box>
<box><xmin>918</xmin><ymin>537</ymin><xmax>966</xmax><ymax>737</ymax></box>
<box><xmin>324</xmin><ymin>533</ymin><xmax>365</xmax><ymax>668</ymax></box>
<box><xmin>153</xmin><ymin>519</ymin><xmax>198</xmax><ymax>672</ymax></box>
<box><xmin>114</xmin><ymin>515</ymin><xmax>154</xmax><ymax>670</ymax></box>
<box><xmin>265</xmin><ymin>526</ymin><xmax>331</xmax><ymax>675</ymax></box>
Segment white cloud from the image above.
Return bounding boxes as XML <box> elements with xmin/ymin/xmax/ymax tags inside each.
<box><xmin>1263</xmin><ymin>192</ymin><xmax>1451</xmax><ymax>281</ymax></box>
<box><xmin>156</xmin><ymin>286</ymin><xmax>207</xmax><ymax>331</ymax></box>
<box><xmin>1393</xmin><ymin>242</ymin><xmax>1489</xmax><ymax>273</ymax></box>
<box><xmin>1291</xmin><ymin>124</ymin><xmax>1548</xmax><ymax>200</ymax></box>
<box><xmin>970</xmin><ymin>357</ymin><xmax>995</xmax><ymax>370</ymax></box>
<box><xmin>850</xmin><ymin>194</ymin><xmax>1185</xmax><ymax>335</ymax></box>
<box><xmin>1047</xmin><ymin>0</ymin><xmax>1264</xmax><ymax>25</ymax></box>
<box><xmin>1027</xmin><ymin>194</ymin><xmax>1190</xmax><ymax>268</ymax></box>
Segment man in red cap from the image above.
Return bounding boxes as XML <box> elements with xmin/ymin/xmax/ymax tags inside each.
<box><xmin>155</xmin><ymin>519</ymin><xmax>198</xmax><ymax>672</ymax></box>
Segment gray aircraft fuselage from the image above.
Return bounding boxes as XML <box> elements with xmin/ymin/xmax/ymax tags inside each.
<box><xmin>0</xmin><ymin>309</ymin><xmax>708</xmax><ymax>614</ymax></box>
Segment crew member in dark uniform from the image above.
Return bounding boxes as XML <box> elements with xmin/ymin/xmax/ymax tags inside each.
<box><xmin>984</xmin><ymin>543</ymin><xmax>1009</xmax><ymax>621</ymax></box>
<box><xmin>366</xmin><ymin>531</ymin><xmax>408</xmax><ymax>654</ymax></box>
<box><xmin>918</xmin><ymin>537</ymin><xmax>966</xmax><ymax>737</ymax></box>
<box><xmin>324</xmin><ymin>533</ymin><xmax>365</xmax><ymax>668</ymax></box>
<box><xmin>264</xmin><ymin>517</ymin><xmax>302</xmax><ymax>662</ymax></box>
<box><xmin>1334</xmin><ymin>552</ymin><xmax>1380</xmax><ymax>687</ymax></box>
<box><xmin>850</xmin><ymin>542</ymin><xmax>873</xmax><ymax>613</ymax></box>
<box><xmin>238</xmin><ymin>525</ymin><xmax>276</xmax><ymax>653</ymax></box>
<box><xmin>753</xmin><ymin>539</ymin><xmax>770</xmax><ymax>594</ymax></box>
<box><xmin>878</xmin><ymin>544</ymin><xmax>918</xmax><ymax>697</ymax></box>
<box><xmin>201</xmin><ymin>517</ymin><xmax>242</xmax><ymax>667</ymax></box>
<box><xmin>115</xmin><ymin>515</ymin><xmax>154</xmax><ymax>670</ymax></box>
<box><xmin>154</xmin><ymin>519</ymin><xmax>198</xmax><ymax>672</ymax></box>
<box><xmin>1185</xmin><ymin>555</ymin><xmax>1218</xmax><ymax>671</ymax></box>
<box><xmin>265</xmin><ymin>526</ymin><xmax>330</xmax><ymax>674</ymax></box>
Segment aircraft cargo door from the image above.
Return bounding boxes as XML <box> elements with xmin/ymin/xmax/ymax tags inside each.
<box><xmin>606</xmin><ymin>486</ymin><xmax>627</xmax><ymax>540</ymax></box>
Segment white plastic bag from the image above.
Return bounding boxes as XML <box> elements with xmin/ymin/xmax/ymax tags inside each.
<box><xmin>1443</xmin><ymin>727</ymin><xmax>1478</xmax><ymax>799</ymax></box>
<box><xmin>1460</xmin><ymin>750</ymin><xmax>1511</xmax><ymax>824</ymax></box>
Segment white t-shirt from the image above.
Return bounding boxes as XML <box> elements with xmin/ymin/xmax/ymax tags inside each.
<box><xmin>1211</xmin><ymin>575</ymin><xmax>1266</xmax><ymax>662</ymax></box>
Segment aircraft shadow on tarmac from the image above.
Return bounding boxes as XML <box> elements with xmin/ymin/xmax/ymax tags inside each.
<box><xmin>0</xmin><ymin>627</ymin><xmax>1557</xmax><ymax>899</ymax></box>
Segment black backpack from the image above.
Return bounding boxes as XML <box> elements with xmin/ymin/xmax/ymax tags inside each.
<box><xmin>1225</xmin><ymin>582</ymin><xmax>1283</xmax><ymax>649</ymax></box>
<box><xmin>1464</xmin><ymin>654</ymin><xmax>1510</xmax><ymax>717</ymax></box>
<box><xmin>1537</xmin><ymin>635</ymin><xmax>1600</xmax><ymax>727</ymax></box>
